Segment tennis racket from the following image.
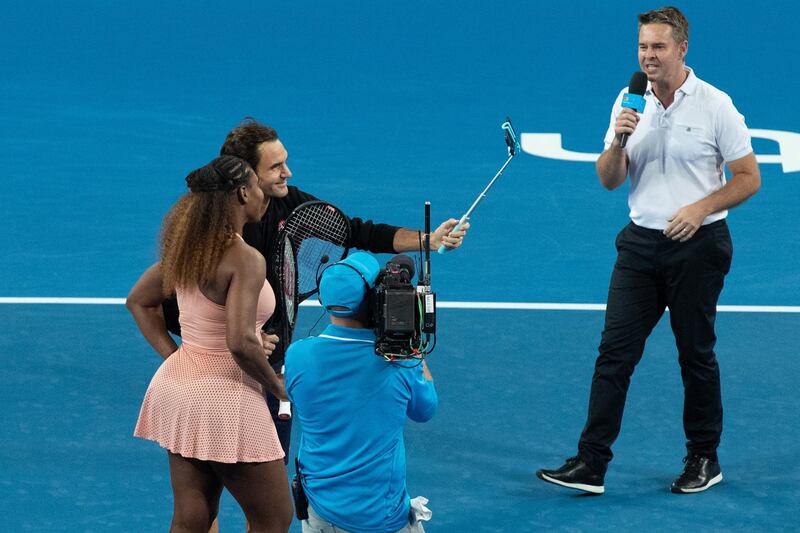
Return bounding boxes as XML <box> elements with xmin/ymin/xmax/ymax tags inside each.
<box><xmin>272</xmin><ymin>230</ymin><xmax>299</xmax><ymax>347</ymax></box>
<box><xmin>266</xmin><ymin>199</ymin><xmax>352</xmax><ymax>345</ymax></box>
<box><xmin>438</xmin><ymin>117</ymin><xmax>520</xmax><ymax>254</ymax></box>
<box><xmin>282</xmin><ymin>200</ymin><xmax>352</xmax><ymax>300</ymax></box>
<box><xmin>278</xmin><ymin>364</ymin><xmax>291</xmax><ymax>420</ymax></box>
<box><xmin>268</xmin><ymin>200</ymin><xmax>351</xmax><ymax>418</ymax></box>
<box><xmin>271</xmin><ymin>234</ymin><xmax>298</xmax><ymax>420</ymax></box>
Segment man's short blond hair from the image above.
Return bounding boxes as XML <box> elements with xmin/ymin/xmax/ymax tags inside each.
<box><xmin>638</xmin><ymin>6</ymin><xmax>689</xmax><ymax>44</ymax></box>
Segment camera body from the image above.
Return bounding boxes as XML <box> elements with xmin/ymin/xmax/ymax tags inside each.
<box><xmin>370</xmin><ymin>257</ymin><xmax>435</xmax><ymax>358</ymax></box>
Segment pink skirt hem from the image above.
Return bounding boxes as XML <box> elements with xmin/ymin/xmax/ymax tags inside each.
<box><xmin>134</xmin><ymin>344</ymin><xmax>284</xmax><ymax>464</ymax></box>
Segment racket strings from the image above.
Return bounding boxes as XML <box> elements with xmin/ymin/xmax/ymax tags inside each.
<box><xmin>285</xmin><ymin>205</ymin><xmax>349</xmax><ymax>246</ymax></box>
<box><xmin>296</xmin><ymin>240</ymin><xmax>345</xmax><ymax>294</ymax></box>
<box><xmin>283</xmin><ymin>204</ymin><xmax>350</xmax><ymax>298</ymax></box>
<box><xmin>281</xmin><ymin>238</ymin><xmax>297</xmax><ymax>327</ymax></box>
<box><xmin>270</xmin><ymin>201</ymin><xmax>351</xmax><ymax>345</ymax></box>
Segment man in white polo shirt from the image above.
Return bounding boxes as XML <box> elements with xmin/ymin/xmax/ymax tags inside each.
<box><xmin>537</xmin><ymin>6</ymin><xmax>760</xmax><ymax>495</ymax></box>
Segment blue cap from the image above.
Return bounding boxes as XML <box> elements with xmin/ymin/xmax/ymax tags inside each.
<box><xmin>319</xmin><ymin>252</ymin><xmax>381</xmax><ymax>317</ymax></box>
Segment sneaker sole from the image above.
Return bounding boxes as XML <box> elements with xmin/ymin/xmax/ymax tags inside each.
<box><xmin>671</xmin><ymin>473</ymin><xmax>723</xmax><ymax>494</ymax></box>
<box><xmin>537</xmin><ymin>472</ymin><xmax>605</xmax><ymax>494</ymax></box>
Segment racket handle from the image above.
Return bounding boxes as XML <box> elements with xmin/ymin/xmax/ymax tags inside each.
<box><xmin>278</xmin><ymin>364</ymin><xmax>292</xmax><ymax>419</ymax></box>
<box><xmin>437</xmin><ymin>217</ymin><xmax>468</xmax><ymax>254</ymax></box>
<box><xmin>278</xmin><ymin>400</ymin><xmax>292</xmax><ymax>420</ymax></box>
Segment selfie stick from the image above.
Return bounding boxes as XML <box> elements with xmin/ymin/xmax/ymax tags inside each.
<box><xmin>438</xmin><ymin>117</ymin><xmax>520</xmax><ymax>254</ymax></box>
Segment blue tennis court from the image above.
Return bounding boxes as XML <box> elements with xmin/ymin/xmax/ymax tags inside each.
<box><xmin>2</xmin><ymin>1</ymin><xmax>798</xmax><ymax>531</ymax></box>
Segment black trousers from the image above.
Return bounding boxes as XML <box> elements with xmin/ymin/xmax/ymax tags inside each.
<box><xmin>578</xmin><ymin>220</ymin><xmax>732</xmax><ymax>475</ymax></box>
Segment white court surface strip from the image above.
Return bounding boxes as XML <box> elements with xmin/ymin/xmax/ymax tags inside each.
<box><xmin>0</xmin><ymin>297</ymin><xmax>799</xmax><ymax>313</ymax></box>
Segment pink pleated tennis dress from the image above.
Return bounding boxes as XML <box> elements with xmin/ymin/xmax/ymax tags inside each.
<box><xmin>134</xmin><ymin>278</ymin><xmax>284</xmax><ymax>463</ymax></box>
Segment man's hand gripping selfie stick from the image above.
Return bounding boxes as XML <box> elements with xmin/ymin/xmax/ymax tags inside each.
<box><xmin>438</xmin><ymin>117</ymin><xmax>520</xmax><ymax>254</ymax></box>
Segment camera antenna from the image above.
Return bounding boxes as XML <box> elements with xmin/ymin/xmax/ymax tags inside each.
<box><xmin>418</xmin><ymin>201</ymin><xmax>436</xmax><ymax>340</ymax></box>
<box><xmin>423</xmin><ymin>201</ymin><xmax>431</xmax><ymax>287</ymax></box>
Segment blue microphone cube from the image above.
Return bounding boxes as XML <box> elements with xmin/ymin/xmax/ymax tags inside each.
<box><xmin>621</xmin><ymin>93</ymin><xmax>646</xmax><ymax>113</ymax></box>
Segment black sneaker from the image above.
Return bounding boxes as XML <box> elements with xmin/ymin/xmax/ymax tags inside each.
<box><xmin>536</xmin><ymin>456</ymin><xmax>605</xmax><ymax>494</ymax></box>
<box><xmin>670</xmin><ymin>454</ymin><xmax>723</xmax><ymax>493</ymax></box>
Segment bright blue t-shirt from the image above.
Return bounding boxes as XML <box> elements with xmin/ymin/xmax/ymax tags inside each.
<box><xmin>285</xmin><ymin>324</ymin><xmax>438</xmax><ymax>533</ymax></box>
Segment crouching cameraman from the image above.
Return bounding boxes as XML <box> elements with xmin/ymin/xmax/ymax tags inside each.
<box><xmin>284</xmin><ymin>252</ymin><xmax>437</xmax><ymax>533</ymax></box>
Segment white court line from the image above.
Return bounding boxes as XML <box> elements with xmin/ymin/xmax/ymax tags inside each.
<box><xmin>0</xmin><ymin>297</ymin><xmax>799</xmax><ymax>313</ymax></box>
<box><xmin>0</xmin><ymin>297</ymin><xmax>128</xmax><ymax>305</ymax></box>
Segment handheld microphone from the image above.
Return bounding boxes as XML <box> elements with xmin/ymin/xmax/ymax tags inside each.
<box><xmin>619</xmin><ymin>71</ymin><xmax>648</xmax><ymax>148</ymax></box>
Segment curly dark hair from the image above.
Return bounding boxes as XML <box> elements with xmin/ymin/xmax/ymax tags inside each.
<box><xmin>160</xmin><ymin>156</ymin><xmax>253</xmax><ymax>294</ymax></box>
<box><xmin>219</xmin><ymin>117</ymin><xmax>279</xmax><ymax>171</ymax></box>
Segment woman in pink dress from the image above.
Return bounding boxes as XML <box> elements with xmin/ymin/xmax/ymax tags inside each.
<box><xmin>127</xmin><ymin>155</ymin><xmax>292</xmax><ymax>533</ymax></box>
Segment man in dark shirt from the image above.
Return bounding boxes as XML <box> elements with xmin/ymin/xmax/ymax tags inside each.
<box><xmin>164</xmin><ymin>117</ymin><xmax>467</xmax><ymax>458</ymax></box>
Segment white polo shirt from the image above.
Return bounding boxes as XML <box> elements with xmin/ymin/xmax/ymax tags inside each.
<box><xmin>603</xmin><ymin>68</ymin><xmax>753</xmax><ymax>230</ymax></box>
